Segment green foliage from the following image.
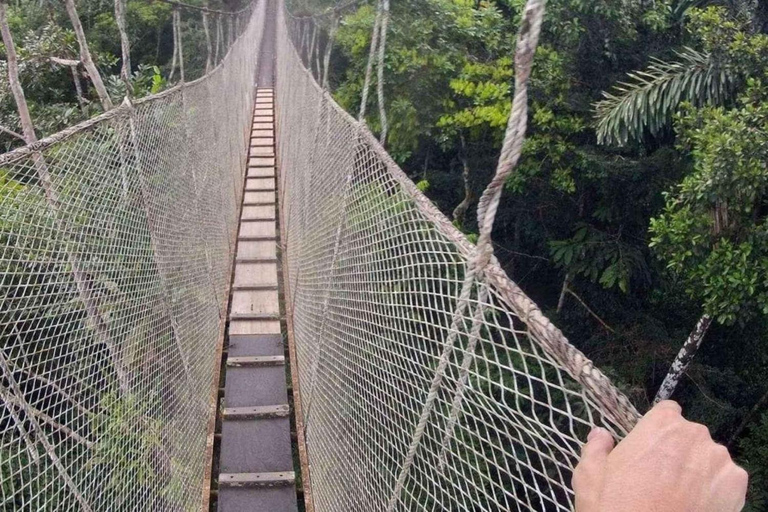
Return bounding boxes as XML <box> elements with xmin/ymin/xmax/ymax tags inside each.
<box><xmin>596</xmin><ymin>6</ymin><xmax>768</xmax><ymax>146</ymax></box>
<box><xmin>551</xmin><ymin>223</ymin><xmax>649</xmax><ymax>293</ymax></box>
<box><xmin>740</xmin><ymin>410</ymin><xmax>768</xmax><ymax>510</ymax></box>
<box><xmin>650</xmin><ymin>81</ymin><xmax>768</xmax><ymax>325</ymax></box>
<box><xmin>89</xmin><ymin>393</ymin><xmax>162</xmax><ymax>503</ymax></box>
<box><xmin>595</xmin><ymin>47</ymin><xmax>729</xmax><ymax>146</ymax></box>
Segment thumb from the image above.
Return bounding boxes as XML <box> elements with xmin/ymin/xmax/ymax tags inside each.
<box><xmin>573</xmin><ymin>427</ymin><xmax>615</xmax><ymax>511</ymax></box>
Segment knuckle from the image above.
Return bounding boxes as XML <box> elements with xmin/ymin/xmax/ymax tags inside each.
<box><xmin>711</xmin><ymin>444</ymin><xmax>731</xmax><ymax>463</ymax></box>
<box><xmin>733</xmin><ymin>465</ymin><xmax>749</xmax><ymax>487</ymax></box>
<box><xmin>656</xmin><ymin>400</ymin><xmax>683</xmax><ymax>414</ymax></box>
<box><xmin>688</xmin><ymin>422</ymin><xmax>711</xmax><ymax>440</ymax></box>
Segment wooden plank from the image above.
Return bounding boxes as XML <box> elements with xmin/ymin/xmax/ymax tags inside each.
<box><xmin>227</xmin><ymin>355</ymin><xmax>285</xmax><ymax>367</ymax></box>
<box><xmin>244</xmin><ymin>191</ymin><xmax>275</xmax><ymax>204</ymax></box>
<box><xmin>239</xmin><ymin>221</ymin><xmax>276</xmax><ymax>239</ymax></box>
<box><xmin>252</xmin><ymin>130</ymin><xmax>274</xmax><ymax>138</ymax></box>
<box><xmin>242</xmin><ymin>205</ymin><xmax>275</xmax><ymax>220</ymax></box>
<box><xmin>249</xmin><ymin>157</ymin><xmax>276</xmax><ymax>167</ymax></box>
<box><xmin>251</xmin><ymin>146</ymin><xmax>275</xmax><ymax>157</ymax></box>
<box><xmin>250</xmin><ymin>138</ymin><xmax>274</xmax><ymax>147</ymax></box>
<box><xmin>230</xmin><ymin>319</ymin><xmax>281</xmax><ymax>335</ymax></box>
<box><xmin>233</xmin><ymin>261</ymin><xmax>278</xmax><ymax>287</ymax></box>
<box><xmin>231</xmin><ymin>290</ymin><xmax>279</xmax><ymax>316</ymax></box>
<box><xmin>227</xmin><ymin>334</ymin><xmax>283</xmax><ymax>356</ymax></box>
<box><xmin>247</xmin><ymin>177</ymin><xmax>276</xmax><ymax>189</ymax></box>
<box><xmin>247</xmin><ymin>167</ymin><xmax>275</xmax><ymax>178</ymax></box>
<box><xmin>237</xmin><ymin>241</ymin><xmax>276</xmax><ymax>260</ymax></box>
<box><xmin>222</xmin><ymin>405</ymin><xmax>290</xmax><ymax>420</ymax></box>
<box><xmin>219</xmin><ymin>472</ymin><xmax>295</xmax><ymax>488</ymax></box>
<box><xmin>253</xmin><ymin>123</ymin><xmax>273</xmax><ymax>130</ymax></box>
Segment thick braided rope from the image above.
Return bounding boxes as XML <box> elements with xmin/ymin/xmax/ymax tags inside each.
<box><xmin>475</xmin><ymin>0</ymin><xmax>545</xmax><ymax>265</ymax></box>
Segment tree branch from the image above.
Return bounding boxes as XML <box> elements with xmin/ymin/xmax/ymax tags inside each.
<box><xmin>565</xmin><ymin>287</ymin><xmax>616</xmax><ymax>334</ymax></box>
<box><xmin>0</xmin><ymin>125</ymin><xmax>26</xmax><ymax>141</ymax></box>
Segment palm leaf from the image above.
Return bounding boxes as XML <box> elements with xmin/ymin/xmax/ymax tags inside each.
<box><xmin>594</xmin><ymin>47</ymin><xmax>734</xmax><ymax>146</ymax></box>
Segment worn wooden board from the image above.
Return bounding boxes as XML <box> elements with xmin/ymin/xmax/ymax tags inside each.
<box><xmin>244</xmin><ymin>191</ymin><xmax>276</xmax><ymax>204</ymax></box>
<box><xmin>242</xmin><ymin>205</ymin><xmax>275</xmax><ymax>220</ymax></box>
<box><xmin>229</xmin><ymin>319</ymin><xmax>281</xmax><ymax>335</ymax></box>
<box><xmin>237</xmin><ymin>241</ymin><xmax>276</xmax><ymax>259</ymax></box>
<box><xmin>231</xmin><ymin>290</ymin><xmax>279</xmax><ymax>316</ymax></box>
<box><xmin>233</xmin><ymin>262</ymin><xmax>278</xmax><ymax>287</ymax></box>
<box><xmin>247</xmin><ymin>167</ymin><xmax>276</xmax><ymax>178</ymax></box>
<box><xmin>249</xmin><ymin>157</ymin><xmax>276</xmax><ymax>167</ymax></box>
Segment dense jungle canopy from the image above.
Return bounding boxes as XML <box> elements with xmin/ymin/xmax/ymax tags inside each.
<box><xmin>1</xmin><ymin>0</ymin><xmax>768</xmax><ymax>507</ymax></box>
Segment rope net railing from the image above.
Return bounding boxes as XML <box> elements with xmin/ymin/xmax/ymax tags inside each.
<box><xmin>276</xmin><ymin>2</ymin><xmax>641</xmax><ymax>511</ymax></box>
<box><xmin>0</xmin><ymin>0</ymin><xmax>265</xmax><ymax>509</ymax></box>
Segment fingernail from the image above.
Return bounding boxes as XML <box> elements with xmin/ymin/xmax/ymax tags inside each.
<box><xmin>588</xmin><ymin>427</ymin><xmax>605</xmax><ymax>441</ymax></box>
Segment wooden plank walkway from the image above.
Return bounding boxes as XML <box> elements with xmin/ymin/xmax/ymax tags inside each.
<box><xmin>217</xmin><ymin>88</ymin><xmax>298</xmax><ymax>512</ymax></box>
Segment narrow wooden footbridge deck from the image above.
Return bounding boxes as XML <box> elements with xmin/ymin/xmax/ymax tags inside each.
<box><xmin>215</xmin><ymin>89</ymin><xmax>299</xmax><ymax>511</ymax></box>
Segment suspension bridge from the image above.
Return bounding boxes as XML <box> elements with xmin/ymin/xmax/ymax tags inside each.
<box><xmin>0</xmin><ymin>0</ymin><xmax>642</xmax><ymax>510</ymax></box>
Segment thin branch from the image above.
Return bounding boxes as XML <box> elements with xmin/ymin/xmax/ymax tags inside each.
<box><xmin>565</xmin><ymin>287</ymin><xmax>616</xmax><ymax>334</ymax></box>
<box><xmin>0</xmin><ymin>125</ymin><xmax>25</xmax><ymax>141</ymax></box>
<box><xmin>49</xmin><ymin>56</ymin><xmax>80</xmax><ymax>67</ymax></box>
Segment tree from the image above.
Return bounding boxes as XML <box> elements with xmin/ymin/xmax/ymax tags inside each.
<box><xmin>596</xmin><ymin>5</ymin><xmax>768</xmax><ymax>146</ymax></box>
<box><xmin>64</xmin><ymin>0</ymin><xmax>114</xmax><ymax>110</ymax></box>
<box><xmin>650</xmin><ymin>80</ymin><xmax>768</xmax><ymax>401</ymax></box>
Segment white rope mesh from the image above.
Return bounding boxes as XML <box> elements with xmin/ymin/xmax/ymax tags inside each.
<box><xmin>0</xmin><ymin>1</ymin><xmax>265</xmax><ymax>509</ymax></box>
<box><xmin>276</xmin><ymin>3</ymin><xmax>640</xmax><ymax>511</ymax></box>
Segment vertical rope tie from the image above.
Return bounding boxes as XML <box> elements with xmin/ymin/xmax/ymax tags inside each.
<box><xmin>384</xmin><ymin>1</ymin><xmax>547</xmax><ymax>509</ymax></box>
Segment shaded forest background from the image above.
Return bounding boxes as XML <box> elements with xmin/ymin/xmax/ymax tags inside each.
<box><xmin>1</xmin><ymin>0</ymin><xmax>768</xmax><ymax>507</ymax></box>
<box><xmin>292</xmin><ymin>0</ymin><xmax>768</xmax><ymax>506</ymax></box>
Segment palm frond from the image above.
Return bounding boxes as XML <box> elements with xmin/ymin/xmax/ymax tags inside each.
<box><xmin>594</xmin><ymin>47</ymin><xmax>734</xmax><ymax>146</ymax></box>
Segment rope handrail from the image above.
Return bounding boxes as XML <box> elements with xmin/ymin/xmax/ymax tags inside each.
<box><xmin>156</xmin><ymin>0</ymin><xmax>251</xmax><ymax>16</ymax></box>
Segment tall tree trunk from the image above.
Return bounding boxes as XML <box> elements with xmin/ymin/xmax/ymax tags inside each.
<box><xmin>0</xmin><ymin>0</ymin><xmax>128</xmax><ymax>395</ymax></box>
<box><xmin>64</xmin><ymin>0</ymin><xmax>113</xmax><ymax>110</ymax></box>
<box><xmin>358</xmin><ymin>0</ymin><xmax>382</xmax><ymax>121</ymax></box>
<box><xmin>321</xmin><ymin>15</ymin><xmax>338</xmax><ymax>89</ymax></box>
<box><xmin>308</xmin><ymin>22</ymin><xmax>318</xmax><ymax>78</ymax></box>
<box><xmin>202</xmin><ymin>10</ymin><xmax>213</xmax><ymax>73</ymax></box>
<box><xmin>452</xmin><ymin>135</ymin><xmax>473</xmax><ymax>225</ymax></box>
<box><xmin>376</xmin><ymin>0</ymin><xmax>389</xmax><ymax>144</ymax></box>
<box><xmin>175</xmin><ymin>9</ymin><xmax>185</xmax><ymax>83</ymax></box>
<box><xmin>654</xmin><ymin>314</ymin><xmax>713</xmax><ymax>403</ymax></box>
<box><xmin>70</xmin><ymin>65</ymin><xmax>87</xmax><ymax>114</ymax></box>
<box><xmin>169</xmin><ymin>9</ymin><xmax>178</xmax><ymax>82</ymax></box>
<box><xmin>114</xmin><ymin>0</ymin><xmax>131</xmax><ymax>92</ymax></box>
<box><xmin>215</xmin><ymin>14</ymin><xmax>222</xmax><ymax>64</ymax></box>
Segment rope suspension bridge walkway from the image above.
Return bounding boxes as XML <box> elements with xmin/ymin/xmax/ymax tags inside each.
<box><xmin>0</xmin><ymin>0</ymin><xmax>641</xmax><ymax>511</ymax></box>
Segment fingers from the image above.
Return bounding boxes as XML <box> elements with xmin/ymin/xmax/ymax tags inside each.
<box><xmin>573</xmin><ymin>428</ymin><xmax>615</xmax><ymax>511</ymax></box>
<box><xmin>582</xmin><ymin>427</ymin><xmax>615</xmax><ymax>461</ymax></box>
<box><xmin>654</xmin><ymin>399</ymin><xmax>683</xmax><ymax>415</ymax></box>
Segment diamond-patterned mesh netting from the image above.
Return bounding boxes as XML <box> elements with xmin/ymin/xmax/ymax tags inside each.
<box><xmin>0</xmin><ymin>1</ymin><xmax>264</xmax><ymax>509</ymax></box>
<box><xmin>276</xmin><ymin>3</ymin><xmax>640</xmax><ymax>511</ymax></box>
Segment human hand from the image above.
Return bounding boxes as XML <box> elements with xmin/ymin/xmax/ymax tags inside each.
<box><xmin>573</xmin><ymin>400</ymin><xmax>748</xmax><ymax>512</ymax></box>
